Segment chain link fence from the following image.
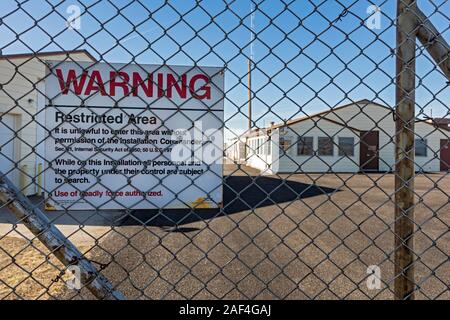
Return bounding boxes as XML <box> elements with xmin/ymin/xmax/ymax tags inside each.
<box><xmin>0</xmin><ymin>0</ymin><xmax>449</xmax><ymax>300</ymax></box>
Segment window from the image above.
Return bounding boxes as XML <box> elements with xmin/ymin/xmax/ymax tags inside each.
<box><xmin>318</xmin><ymin>137</ymin><xmax>333</xmax><ymax>156</ymax></box>
<box><xmin>415</xmin><ymin>139</ymin><xmax>427</xmax><ymax>157</ymax></box>
<box><xmin>267</xmin><ymin>138</ymin><xmax>271</xmax><ymax>155</ymax></box>
<box><xmin>279</xmin><ymin>138</ymin><xmax>291</xmax><ymax>153</ymax></box>
<box><xmin>297</xmin><ymin>137</ymin><xmax>314</xmax><ymax>155</ymax></box>
<box><xmin>338</xmin><ymin>137</ymin><xmax>355</xmax><ymax>156</ymax></box>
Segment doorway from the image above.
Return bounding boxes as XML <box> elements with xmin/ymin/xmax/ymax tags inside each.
<box><xmin>360</xmin><ymin>131</ymin><xmax>379</xmax><ymax>171</ymax></box>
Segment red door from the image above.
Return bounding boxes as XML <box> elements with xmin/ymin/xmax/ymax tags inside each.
<box><xmin>360</xmin><ymin>131</ymin><xmax>379</xmax><ymax>171</ymax></box>
<box><xmin>440</xmin><ymin>139</ymin><xmax>450</xmax><ymax>172</ymax></box>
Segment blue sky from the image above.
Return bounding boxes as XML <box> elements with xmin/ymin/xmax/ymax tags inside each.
<box><xmin>1</xmin><ymin>0</ymin><xmax>449</xmax><ymax>139</ymax></box>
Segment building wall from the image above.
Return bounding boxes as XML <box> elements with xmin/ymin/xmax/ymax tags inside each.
<box><xmin>246</xmin><ymin>133</ymin><xmax>274</xmax><ymax>173</ymax></box>
<box><xmin>414</xmin><ymin>121</ymin><xmax>450</xmax><ymax>172</ymax></box>
<box><xmin>324</xmin><ymin>103</ymin><xmax>449</xmax><ymax>172</ymax></box>
<box><xmin>225</xmin><ymin>138</ymin><xmax>246</xmax><ymax>163</ymax></box>
<box><xmin>235</xmin><ymin>103</ymin><xmax>449</xmax><ymax>174</ymax></box>
<box><xmin>274</xmin><ymin>118</ymin><xmax>360</xmax><ymax>173</ymax></box>
<box><xmin>324</xmin><ymin>103</ymin><xmax>395</xmax><ymax>172</ymax></box>
<box><xmin>0</xmin><ymin>53</ymin><xmax>94</xmax><ymax>194</ymax></box>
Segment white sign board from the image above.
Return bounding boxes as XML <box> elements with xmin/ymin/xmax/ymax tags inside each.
<box><xmin>44</xmin><ymin>61</ymin><xmax>224</xmax><ymax>210</ymax></box>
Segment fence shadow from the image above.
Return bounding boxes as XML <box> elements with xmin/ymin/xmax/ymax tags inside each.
<box><xmin>0</xmin><ymin>175</ymin><xmax>339</xmax><ymax>228</ymax></box>
<box><xmin>119</xmin><ymin>175</ymin><xmax>339</xmax><ymax>227</ymax></box>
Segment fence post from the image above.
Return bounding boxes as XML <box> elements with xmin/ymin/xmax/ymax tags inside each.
<box><xmin>19</xmin><ymin>164</ymin><xmax>28</xmax><ymax>192</ymax></box>
<box><xmin>0</xmin><ymin>172</ymin><xmax>125</xmax><ymax>300</ymax></box>
<box><xmin>37</xmin><ymin>163</ymin><xmax>43</xmax><ymax>195</ymax></box>
<box><xmin>394</xmin><ymin>0</ymin><xmax>417</xmax><ymax>300</ymax></box>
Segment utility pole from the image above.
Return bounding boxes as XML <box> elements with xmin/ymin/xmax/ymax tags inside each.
<box><xmin>248</xmin><ymin>58</ymin><xmax>252</xmax><ymax>131</ymax></box>
<box><xmin>248</xmin><ymin>2</ymin><xmax>255</xmax><ymax>131</ymax></box>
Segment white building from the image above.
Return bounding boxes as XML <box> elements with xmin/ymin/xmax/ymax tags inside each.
<box><xmin>0</xmin><ymin>50</ymin><xmax>96</xmax><ymax>195</ymax></box>
<box><xmin>225</xmin><ymin>136</ymin><xmax>246</xmax><ymax>164</ymax></box>
<box><xmin>233</xmin><ymin>100</ymin><xmax>450</xmax><ymax>174</ymax></box>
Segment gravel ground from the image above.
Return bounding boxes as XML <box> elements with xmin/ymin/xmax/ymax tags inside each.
<box><xmin>0</xmin><ymin>164</ymin><xmax>449</xmax><ymax>299</ymax></box>
<box><xmin>0</xmin><ymin>237</ymin><xmax>82</xmax><ymax>299</ymax></box>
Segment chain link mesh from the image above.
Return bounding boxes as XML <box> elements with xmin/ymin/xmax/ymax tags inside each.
<box><xmin>0</xmin><ymin>0</ymin><xmax>449</xmax><ymax>300</ymax></box>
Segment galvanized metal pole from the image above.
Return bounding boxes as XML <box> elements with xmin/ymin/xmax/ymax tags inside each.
<box><xmin>395</xmin><ymin>0</ymin><xmax>417</xmax><ymax>300</ymax></box>
<box><xmin>0</xmin><ymin>173</ymin><xmax>125</xmax><ymax>300</ymax></box>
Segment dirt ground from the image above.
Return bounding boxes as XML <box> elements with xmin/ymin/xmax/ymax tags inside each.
<box><xmin>0</xmin><ymin>164</ymin><xmax>449</xmax><ymax>300</ymax></box>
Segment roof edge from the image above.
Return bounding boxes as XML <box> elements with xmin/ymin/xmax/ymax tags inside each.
<box><xmin>276</xmin><ymin>115</ymin><xmax>363</xmax><ymax>133</ymax></box>
<box><xmin>415</xmin><ymin>119</ymin><xmax>450</xmax><ymax>132</ymax></box>
<box><xmin>270</xmin><ymin>100</ymin><xmax>390</xmax><ymax>130</ymax></box>
<box><xmin>0</xmin><ymin>49</ymin><xmax>97</xmax><ymax>62</ymax></box>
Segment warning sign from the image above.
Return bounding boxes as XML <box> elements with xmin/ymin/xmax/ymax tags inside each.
<box><xmin>44</xmin><ymin>61</ymin><xmax>224</xmax><ymax>210</ymax></box>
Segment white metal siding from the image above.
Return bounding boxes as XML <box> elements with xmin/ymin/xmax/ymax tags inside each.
<box><xmin>414</xmin><ymin>122</ymin><xmax>450</xmax><ymax>172</ymax></box>
<box><xmin>323</xmin><ymin>103</ymin><xmax>395</xmax><ymax>171</ymax></box>
<box><xmin>0</xmin><ymin>114</ymin><xmax>17</xmax><ymax>185</ymax></box>
<box><xmin>244</xmin><ymin>103</ymin><xmax>448</xmax><ymax>174</ymax></box>
<box><xmin>324</xmin><ymin>103</ymin><xmax>450</xmax><ymax>172</ymax></box>
<box><xmin>246</xmin><ymin>134</ymin><xmax>274</xmax><ymax>173</ymax></box>
<box><xmin>226</xmin><ymin>138</ymin><xmax>246</xmax><ymax>163</ymax></box>
<box><xmin>275</xmin><ymin>118</ymin><xmax>360</xmax><ymax>173</ymax></box>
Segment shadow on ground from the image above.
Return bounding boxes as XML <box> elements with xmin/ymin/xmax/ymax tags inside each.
<box><xmin>120</xmin><ymin>175</ymin><xmax>339</xmax><ymax>228</ymax></box>
<box><xmin>0</xmin><ymin>175</ymin><xmax>339</xmax><ymax>228</ymax></box>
